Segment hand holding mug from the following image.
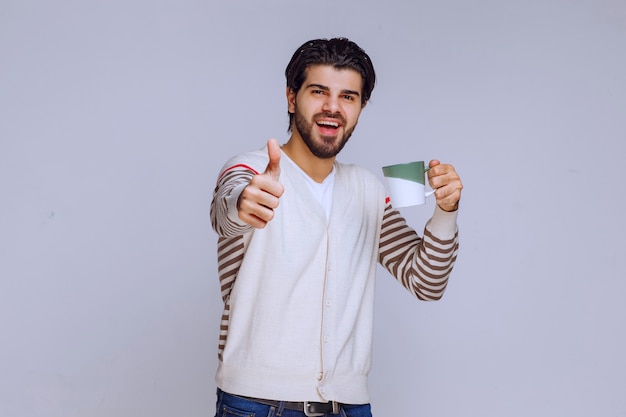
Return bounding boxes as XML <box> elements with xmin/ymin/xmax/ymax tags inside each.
<box><xmin>427</xmin><ymin>160</ymin><xmax>462</xmax><ymax>212</ymax></box>
<box><xmin>383</xmin><ymin>159</ymin><xmax>462</xmax><ymax>211</ymax></box>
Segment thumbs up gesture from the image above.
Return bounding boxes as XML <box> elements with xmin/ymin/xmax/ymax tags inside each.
<box><xmin>238</xmin><ymin>139</ymin><xmax>285</xmax><ymax>228</ymax></box>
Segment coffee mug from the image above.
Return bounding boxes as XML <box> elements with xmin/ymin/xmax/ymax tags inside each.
<box><xmin>382</xmin><ymin>161</ymin><xmax>435</xmax><ymax>207</ymax></box>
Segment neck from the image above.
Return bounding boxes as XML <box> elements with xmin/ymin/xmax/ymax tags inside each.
<box><xmin>282</xmin><ymin>135</ymin><xmax>336</xmax><ymax>183</ymax></box>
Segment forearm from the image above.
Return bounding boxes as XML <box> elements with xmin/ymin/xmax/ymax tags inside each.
<box><xmin>378</xmin><ymin>204</ymin><xmax>459</xmax><ymax>300</ymax></box>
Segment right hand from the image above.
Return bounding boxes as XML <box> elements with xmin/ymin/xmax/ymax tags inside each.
<box><xmin>238</xmin><ymin>138</ymin><xmax>285</xmax><ymax>228</ymax></box>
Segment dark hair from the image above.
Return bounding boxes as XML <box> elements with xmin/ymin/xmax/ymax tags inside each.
<box><xmin>285</xmin><ymin>38</ymin><xmax>376</xmax><ymax>130</ymax></box>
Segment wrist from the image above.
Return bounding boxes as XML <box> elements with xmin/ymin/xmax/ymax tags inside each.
<box><xmin>438</xmin><ymin>202</ymin><xmax>459</xmax><ymax>212</ymax></box>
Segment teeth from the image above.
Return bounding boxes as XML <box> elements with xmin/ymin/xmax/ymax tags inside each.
<box><xmin>318</xmin><ymin>121</ymin><xmax>339</xmax><ymax>128</ymax></box>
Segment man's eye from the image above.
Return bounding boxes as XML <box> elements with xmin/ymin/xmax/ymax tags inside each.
<box><xmin>343</xmin><ymin>95</ymin><xmax>355</xmax><ymax>101</ymax></box>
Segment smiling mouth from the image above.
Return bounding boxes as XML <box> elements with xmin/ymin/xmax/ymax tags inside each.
<box><xmin>317</xmin><ymin>120</ymin><xmax>340</xmax><ymax>129</ymax></box>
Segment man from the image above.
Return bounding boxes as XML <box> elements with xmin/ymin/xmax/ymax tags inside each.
<box><xmin>210</xmin><ymin>38</ymin><xmax>462</xmax><ymax>417</ymax></box>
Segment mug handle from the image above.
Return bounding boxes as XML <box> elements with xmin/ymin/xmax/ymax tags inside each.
<box><xmin>424</xmin><ymin>165</ymin><xmax>435</xmax><ymax>198</ymax></box>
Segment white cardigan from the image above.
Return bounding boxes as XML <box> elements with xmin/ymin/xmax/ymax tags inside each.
<box><xmin>210</xmin><ymin>145</ymin><xmax>459</xmax><ymax>404</ymax></box>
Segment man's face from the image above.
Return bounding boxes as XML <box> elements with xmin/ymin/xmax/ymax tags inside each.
<box><xmin>288</xmin><ymin>65</ymin><xmax>365</xmax><ymax>159</ymax></box>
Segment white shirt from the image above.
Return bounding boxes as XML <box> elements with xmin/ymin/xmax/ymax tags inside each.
<box><xmin>284</xmin><ymin>153</ymin><xmax>335</xmax><ymax>220</ymax></box>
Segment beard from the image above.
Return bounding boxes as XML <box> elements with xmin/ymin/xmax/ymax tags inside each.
<box><xmin>294</xmin><ymin>109</ymin><xmax>357</xmax><ymax>159</ymax></box>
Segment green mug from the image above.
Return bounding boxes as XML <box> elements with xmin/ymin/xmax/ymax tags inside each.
<box><xmin>382</xmin><ymin>161</ymin><xmax>435</xmax><ymax>207</ymax></box>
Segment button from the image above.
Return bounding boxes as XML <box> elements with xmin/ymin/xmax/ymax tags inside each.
<box><xmin>317</xmin><ymin>372</ymin><xmax>323</xmax><ymax>381</ymax></box>
<box><xmin>319</xmin><ymin>387</ymin><xmax>326</xmax><ymax>394</ymax></box>
<box><xmin>323</xmin><ymin>335</ymin><xmax>330</xmax><ymax>343</ymax></box>
<box><xmin>325</xmin><ymin>300</ymin><xmax>332</xmax><ymax>307</ymax></box>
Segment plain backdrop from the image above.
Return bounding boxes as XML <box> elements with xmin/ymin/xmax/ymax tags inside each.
<box><xmin>1</xmin><ymin>0</ymin><xmax>625</xmax><ymax>416</ymax></box>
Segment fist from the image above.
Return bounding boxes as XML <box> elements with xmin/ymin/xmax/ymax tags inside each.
<box><xmin>238</xmin><ymin>139</ymin><xmax>285</xmax><ymax>228</ymax></box>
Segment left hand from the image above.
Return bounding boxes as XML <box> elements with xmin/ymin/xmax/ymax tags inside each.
<box><xmin>427</xmin><ymin>160</ymin><xmax>463</xmax><ymax>212</ymax></box>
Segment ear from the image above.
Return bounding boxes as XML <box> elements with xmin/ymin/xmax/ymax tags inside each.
<box><xmin>286</xmin><ymin>87</ymin><xmax>296</xmax><ymax>113</ymax></box>
<box><xmin>361</xmin><ymin>100</ymin><xmax>368</xmax><ymax>109</ymax></box>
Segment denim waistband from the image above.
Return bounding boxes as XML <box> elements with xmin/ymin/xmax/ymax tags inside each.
<box><xmin>215</xmin><ymin>388</ymin><xmax>373</xmax><ymax>417</ymax></box>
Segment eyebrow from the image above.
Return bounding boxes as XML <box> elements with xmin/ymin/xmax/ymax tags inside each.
<box><xmin>307</xmin><ymin>83</ymin><xmax>361</xmax><ymax>97</ymax></box>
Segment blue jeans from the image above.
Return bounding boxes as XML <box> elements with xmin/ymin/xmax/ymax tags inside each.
<box><xmin>214</xmin><ymin>389</ymin><xmax>373</xmax><ymax>417</ymax></box>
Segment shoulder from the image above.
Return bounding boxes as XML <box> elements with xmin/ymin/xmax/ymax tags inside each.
<box><xmin>218</xmin><ymin>146</ymin><xmax>269</xmax><ymax>177</ymax></box>
<box><xmin>335</xmin><ymin>161</ymin><xmax>383</xmax><ymax>186</ymax></box>
<box><xmin>335</xmin><ymin>162</ymin><xmax>387</xmax><ymax>206</ymax></box>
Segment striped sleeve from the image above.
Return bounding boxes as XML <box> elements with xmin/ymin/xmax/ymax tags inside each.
<box><xmin>378</xmin><ymin>202</ymin><xmax>459</xmax><ymax>301</ymax></box>
<box><xmin>210</xmin><ymin>164</ymin><xmax>258</xmax><ymax>237</ymax></box>
<box><xmin>211</xmin><ymin>164</ymin><xmax>259</xmax><ymax>360</ymax></box>
<box><xmin>215</xmin><ymin>234</ymin><xmax>245</xmax><ymax>361</ymax></box>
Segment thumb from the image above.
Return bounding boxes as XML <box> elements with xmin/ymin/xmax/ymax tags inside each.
<box><xmin>264</xmin><ymin>138</ymin><xmax>281</xmax><ymax>181</ymax></box>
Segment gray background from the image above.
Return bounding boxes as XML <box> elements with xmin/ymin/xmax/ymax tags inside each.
<box><xmin>1</xmin><ymin>0</ymin><xmax>625</xmax><ymax>416</ymax></box>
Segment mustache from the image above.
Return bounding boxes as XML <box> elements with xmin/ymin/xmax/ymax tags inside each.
<box><xmin>314</xmin><ymin>112</ymin><xmax>346</xmax><ymax>125</ymax></box>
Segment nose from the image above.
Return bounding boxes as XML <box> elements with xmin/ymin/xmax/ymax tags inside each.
<box><xmin>322</xmin><ymin>95</ymin><xmax>340</xmax><ymax>113</ymax></box>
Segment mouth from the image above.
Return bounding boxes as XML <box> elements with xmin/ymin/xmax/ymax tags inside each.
<box><xmin>315</xmin><ymin>117</ymin><xmax>343</xmax><ymax>135</ymax></box>
<box><xmin>317</xmin><ymin>120</ymin><xmax>339</xmax><ymax>129</ymax></box>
